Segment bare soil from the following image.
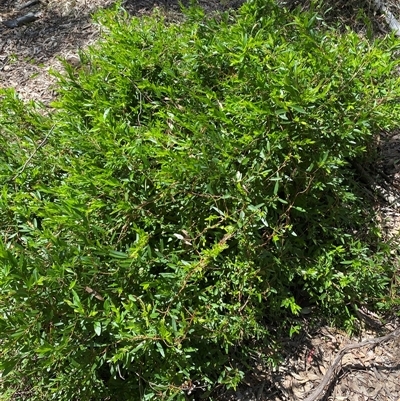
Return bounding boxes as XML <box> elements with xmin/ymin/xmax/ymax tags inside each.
<box><xmin>1</xmin><ymin>1</ymin><xmax>400</xmax><ymax>400</ymax></box>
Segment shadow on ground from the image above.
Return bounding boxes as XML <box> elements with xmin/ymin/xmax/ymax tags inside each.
<box><xmin>282</xmin><ymin>0</ymin><xmax>399</xmax><ymax>38</ymax></box>
<box><xmin>219</xmin><ymin>318</ymin><xmax>400</xmax><ymax>401</ymax></box>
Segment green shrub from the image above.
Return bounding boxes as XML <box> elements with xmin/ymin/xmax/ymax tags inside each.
<box><xmin>0</xmin><ymin>0</ymin><xmax>400</xmax><ymax>399</ymax></box>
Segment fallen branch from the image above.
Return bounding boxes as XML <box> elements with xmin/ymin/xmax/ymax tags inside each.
<box><xmin>303</xmin><ymin>326</ymin><xmax>400</xmax><ymax>401</ymax></box>
<box><xmin>372</xmin><ymin>0</ymin><xmax>400</xmax><ymax>36</ymax></box>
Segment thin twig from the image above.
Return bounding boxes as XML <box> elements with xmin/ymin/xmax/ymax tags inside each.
<box><xmin>18</xmin><ymin>0</ymin><xmax>41</xmax><ymax>10</ymax></box>
<box><xmin>13</xmin><ymin>124</ymin><xmax>55</xmax><ymax>181</ymax></box>
<box><xmin>303</xmin><ymin>326</ymin><xmax>400</xmax><ymax>401</ymax></box>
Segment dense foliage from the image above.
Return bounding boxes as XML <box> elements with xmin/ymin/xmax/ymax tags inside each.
<box><xmin>0</xmin><ymin>0</ymin><xmax>400</xmax><ymax>399</ymax></box>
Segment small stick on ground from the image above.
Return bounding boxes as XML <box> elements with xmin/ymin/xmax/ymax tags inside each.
<box><xmin>18</xmin><ymin>0</ymin><xmax>41</xmax><ymax>10</ymax></box>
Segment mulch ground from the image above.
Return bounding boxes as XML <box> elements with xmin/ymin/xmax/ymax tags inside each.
<box><xmin>225</xmin><ymin>323</ymin><xmax>400</xmax><ymax>401</ymax></box>
<box><xmin>1</xmin><ymin>1</ymin><xmax>400</xmax><ymax>400</ymax></box>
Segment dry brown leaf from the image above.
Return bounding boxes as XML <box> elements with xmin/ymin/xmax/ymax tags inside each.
<box><xmin>318</xmin><ymin>364</ymin><xmax>327</xmax><ymax>376</ymax></box>
<box><xmin>305</xmin><ymin>373</ymin><xmax>320</xmax><ymax>381</ymax></box>
<box><xmin>369</xmin><ymin>383</ymin><xmax>383</xmax><ymax>398</ymax></box>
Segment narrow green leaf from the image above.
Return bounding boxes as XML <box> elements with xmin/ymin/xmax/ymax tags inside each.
<box><xmin>94</xmin><ymin>321</ymin><xmax>102</xmax><ymax>336</ymax></box>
